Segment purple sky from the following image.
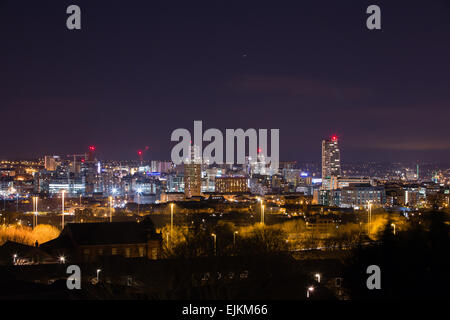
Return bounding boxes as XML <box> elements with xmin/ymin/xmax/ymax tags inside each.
<box><xmin>1</xmin><ymin>0</ymin><xmax>449</xmax><ymax>163</ymax></box>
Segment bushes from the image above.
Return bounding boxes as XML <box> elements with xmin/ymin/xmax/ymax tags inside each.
<box><xmin>0</xmin><ymin>224</ymin><xmax>60</xmax><ymax>246</ymax></box>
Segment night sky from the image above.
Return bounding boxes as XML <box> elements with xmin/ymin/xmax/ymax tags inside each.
<box><xmin>1</xmin><ymin>0</ymin><xmax>449</xmax><ymax>163</ymax></box>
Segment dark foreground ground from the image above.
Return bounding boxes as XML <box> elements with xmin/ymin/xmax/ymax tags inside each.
<box><xmin>0</xmin><ymin>255</ymin><xmax>342</xmax><ymax>300</ymax></box>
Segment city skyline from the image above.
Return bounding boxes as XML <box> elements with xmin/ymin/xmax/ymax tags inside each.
<box><xmin>2</xmin><ymin>132</ymin><xmax>450</xmax><ymax>165</ymax></box>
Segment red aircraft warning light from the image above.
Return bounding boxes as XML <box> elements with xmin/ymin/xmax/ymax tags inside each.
<box><xmin>331</xmin><ymin>135</ymin><xmax>338</xmax><ymax>141</ymax></box>
<box><xmin>89</xmin><ymin>145</ymin><xmax>96</xmax><ymax>151</ymax></box>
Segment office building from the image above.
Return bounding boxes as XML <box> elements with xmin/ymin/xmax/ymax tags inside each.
<box><xmin>321</xmin><ymin>136</ymin><xmax>341</xmax><ymax>179</ymax></box>
<box><xmin>215</xmin><ymin>176</ymin><xmax>249</xmax><ymax>193</ymax></box>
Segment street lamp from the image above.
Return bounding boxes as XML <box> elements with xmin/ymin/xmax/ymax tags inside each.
<box><xmin>32</xmin><ymin>196</ymin><xmax>38</xmax><ymax>229</ymax></box>
<box><xmin>109</xmin><ymin>196</ymin><xmax>113</xmax><ymax>223</ymax></box>
<box><xmin>258</xmin><ymin>198</ymin><xmax>265</xmax><ymax>225</ymax></box>
<box><xmin>96</xmin><ymin>269</ymin><xmax>101</xmax><ymax>282</ymax></box>
<box><xmin>136</xmin><ymin>189</ymin><xmax>142</xmax><ymax>215</ymax></box>
<box><xmin>61</xmin><ymin>190</ymin><xmax>66</xmax><ymax>230</ymax></box>
<box><xmin>391</xmin><ymin>223</ymin><xmax>396</xmax><ymax>235</ymax></box>
<box><xmin>59</xmin><ymin>256</ymin><xmax>66</xmax><ymax>264</ymax></box>
<box><xmin>166</xmin><ymin>232</ymin><xmax>170</xmax><ymax>250</ymax></box>
<box><xmin>367</xmin><ymin>201</ymin><xmax>372</xmax><ymax>236</ymax></box>
<box><xmin>261</xmin><ymin>204</ymin><xmax>265</xmax><ymax>225</ymax></box>
<box><xmin>233</xmin><ymin>231</ymin><xmax>238</xmax><ymax>248</ymax></box>
<box><xmin>315</xmin><ymin>273</ymin><xmax>321</xmax><ymax>283</ymax></box>
<box><xmin>13</xmin><ymin>188</ymin><xmax>18</xmax><ymax>212</ymax></box>
<box><xmin>13</xmin><ymin>254</ymin><xmax>17</xmax><ymax>265</ymax></box>
<box><xmin>211</xmin><ymin>233</ymin><xmax>217</xmax><ymax>256</ymax></box>
<box><xmin>306</xmin><ymin>286</ymin><xmax>314</xmax><ymax>298</ymax></box>
<box><xmin>170</xmin><ymin>203</ymin><xmax>174</xmax><ymax>247</ymax></box>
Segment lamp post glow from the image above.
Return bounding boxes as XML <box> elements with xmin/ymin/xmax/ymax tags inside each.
<box><xmin>233</xmin><ymin>231</ymin><xmax>238</xmax><ymax>248</ymax></box>
<box><xmin>306</xmin><ymin>286</ymin><xmax>314</xmax><ymax>298</ymax></box>
<box><xmin>59</xmin><ymin>256</ymin><xmax>66</xmax><ymax>264</ymax></box>
<box><xmin>13</xmin><ymin>254</ymin><xmax>17</xmax><ymax>265</ymax></box>
<box><xmin>391</xmin><ymin>223</ymin><xmax>396</xmax><ymax>235</ymax></box>
<box><xmin>211</xmin><ymin>233</ymin><xmax>217</xmax><ymax>256</ymax></box>
<box><xmin>96</xmin><ymin>269</ymin><xmax>101</xmax><ymax>282</ymax></box>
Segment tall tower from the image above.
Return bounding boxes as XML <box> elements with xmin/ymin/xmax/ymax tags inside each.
<box><xmin>321</xmin><ymin>136</ymin><xmax>341</xmax><ymax>179</ymax></box>
<box><xmin>184</xmin><ymin>144</ymin><xmax>202</xmax><ymax>198</ymax></box>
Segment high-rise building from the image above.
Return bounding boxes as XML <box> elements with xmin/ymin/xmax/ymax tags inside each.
<box><xmin>321</xmin><ymin>136</ymin><xmax>341</xmax><ymax>179</ymax></box>
<box><xmin>184</xmin><ymin>163</ymin><xmax>201</xmax><ymax>198</ymax></box>
<box><xmin>184</xmin><ymin>144</ymin><xmax>202</xmax><ymax>198</ymax></box>
<box><xmin>44</xmin><ymin>156</ymin><xmax>59</xmax><ymax>171</ymax></box>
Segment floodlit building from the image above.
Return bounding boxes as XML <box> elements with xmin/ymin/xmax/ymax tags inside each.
<box><xmin>41</xmin><ymin>219</ymin><xmax>162</xmax><ymax>263</ymax></box>
<box><xmin>215</xmin><ymin>176</ymin><xmax>249</xmax><ymax>193</ymax></box>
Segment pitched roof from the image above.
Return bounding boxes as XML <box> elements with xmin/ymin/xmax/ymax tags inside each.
<box><xmin>0</xmin><ymin>241</ymin><xmax>53</xmax><ymax>263</ymax></box>
<box><xmin>60</xmin><ymin>220</ymin><xmax>161</xmax><ymax>246</ymax></box>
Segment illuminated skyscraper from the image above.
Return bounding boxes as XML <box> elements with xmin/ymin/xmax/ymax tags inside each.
<box><xmin>184</xmin><ymin>144</ymin><xmax>202</xmax><ymax>198</ymax></box>
<box><xmin>321</xmin><ymin>136</ymin><xmax>341</xmax><ymax>179</ymax></box>
<box><xmin>184</xmin><ymin>163</ymin><xmax>201</xmax><ymax>198</ymax></box>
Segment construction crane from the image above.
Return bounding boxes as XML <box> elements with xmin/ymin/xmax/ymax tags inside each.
<box><xmin>67</xmin><ymin>146</ymin><xmax>96</xmax><ymax>173</ymax></box>
<box><xmin>137</xmin><ymin>146</ymin><xmax>149</xmax><ymax>166</ymax></box>
<box><xmin>64</xmin><ymin>153</ymin><xmax>87</xmax><ymax>191</ymax></box>
<box><xmin>66</xmin><ymin>153</ymin><xmax>87</xmax><ymax>172</ymax></box>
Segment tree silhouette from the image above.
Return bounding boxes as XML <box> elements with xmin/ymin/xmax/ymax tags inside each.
<box><xmin>342</xmin><ymin>211</ymin><xmax>450</xmax><ymax>299</ymax></box>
